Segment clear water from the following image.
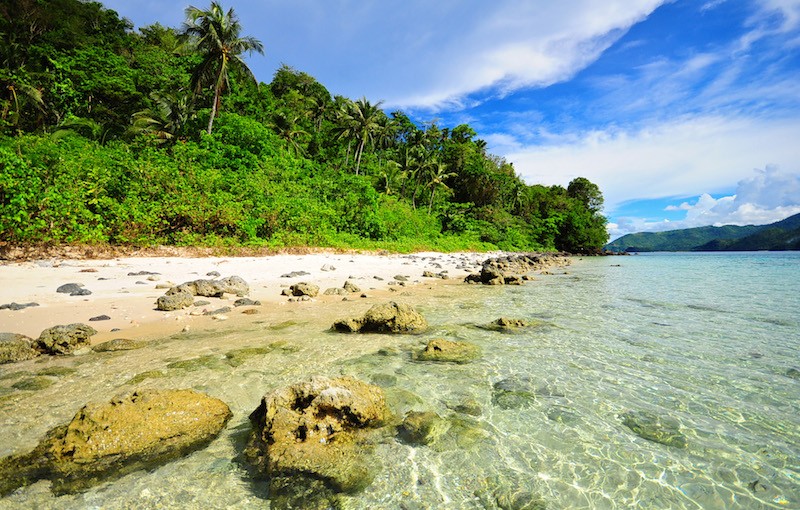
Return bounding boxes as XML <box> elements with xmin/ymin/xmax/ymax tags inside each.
<box><xmin>1</xmin><ymin>252</ymin><xmax>798</xmax><ymax>509</ymax></box>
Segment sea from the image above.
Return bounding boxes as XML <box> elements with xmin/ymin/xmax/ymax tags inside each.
<box><xmin>1</xmin><ymin>252</ymin><xmax>798</xmax><ymax>509</ymax></box>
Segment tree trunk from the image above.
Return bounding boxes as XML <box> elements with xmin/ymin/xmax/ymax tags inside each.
<box><xmin>207</xmin><ymin>85</ymin><xmax>221</xmax><ymax>135</ymax></box>
<box><xmin>354</xmin><ymin>138</ymin><xmax>366</xmax><ymax>175</ymax></box>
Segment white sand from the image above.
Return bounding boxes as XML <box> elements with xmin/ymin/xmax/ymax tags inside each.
<box><xmin>0</xmin><ymin>252</ymin><xmax>491</xmax><ymax>342</ymax></box>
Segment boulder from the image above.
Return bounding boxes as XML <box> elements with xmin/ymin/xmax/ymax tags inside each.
<box><xmin>492</xmin><ymin>377</ymin><xmax>537</xmax><ymax>410</ymax></box>
<box><xmin>33</xmin><ymin>323</ymin><xmax>97</xmax><ymax>355</ymax></box>
<box><xmin>0</xmin><ymin>332</ymin><xmax>41</xmax><ymax>364</ymax></box>
<box><xmin>290</xmin><ymin>282</ymin><xmax>319</xmax><ymax>298</ymax></box>
<box><xmin>323</xmin><ymin>287</ymin><xmax>348</xmax><ymax>296</ymax></box>
<box><xmin>245</xmin><ymin>376</ymin><xmax>391</xmax><ymax>502</ymax></box>
<box><xmin>415</xmin><ymin>338</ymin><xmax>481</xmax><ymax>364</ymax></box>
<box><xmin>621</xmin><ymin>410</ymin><xmax>687</xmax><ymax>448</ymax></box>
<box><xmin>333</xmin><ymin>302</ymin><xmax>427</xmax><ymax>334</ymax></box>
<box><xmin>156</xmin><ymin>290</ymin><xmax>194</xmax><ymax>311</ymax></box>
<box><xmin>343</xmin><ymin>281</ymin><xmax>361</xmax><ymax>293</ymax></box>
<box><xmin>0</xmin><ymin>389</ymin><xmax>231</xmax><ymax>495</ymax></box>
<box><xmin>397</xmin><ymin>411</ymin><xmax>449</xmax><ymax>445</ymax></box>
<box><xmin>233</xmin><ymin>298</ymin><xmax>261</xmax><ymax>307</ymax></box>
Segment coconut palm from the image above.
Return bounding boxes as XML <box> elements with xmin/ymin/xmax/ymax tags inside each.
<box><xmin>182</xmin><ymin>2</ymin><xmax>264</xmax><ymax>135</ymax></box>
<box><xmin>426</xmin><ymin>160</ymin><xmax>457</xmax><ymax>214</ymax></box>
<box><xmin>335</xmin><ymin>97</ymin><xmax>385</xmax><ymax>175</ymax></box>
<box><xmin>129</xmin><ymin>90</ymin><xmax>194</xmax><ymax>143</ymax></box>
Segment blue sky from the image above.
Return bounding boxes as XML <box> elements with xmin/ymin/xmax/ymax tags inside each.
<box><xmin>102</xmin><ymin>0</ymin><xmax>800</xmax><ymax>240</ymax></box>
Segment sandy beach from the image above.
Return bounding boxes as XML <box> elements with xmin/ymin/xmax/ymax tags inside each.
<box><xmin>0</xmin><ymin>251</ymin><xmax>492</xmax><ymax>343</ymax></box>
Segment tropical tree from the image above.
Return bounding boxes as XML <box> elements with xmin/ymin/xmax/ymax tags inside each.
<box><xmin>336</xmin><ymin>97</ymin><xmax>385</xmax><ymax>175</ymax></box>
<box><xmin>182</xmin><ymin>1</ymin><xmax>264</xmax><ymax>135</ymax></box>
<box><xmin>426</xmin><ymin>160</ymin><xmax>457</xmax><ymax>214</ymax></box>
<box><xmin>269</xmin><ymin>110</ymin><xmax>309</xmax><ymax>156</ymax></box>
<box><xmin>129</xmin><ymin>90</ymin><xmax>194</xmax><ymax>143</ymax></box>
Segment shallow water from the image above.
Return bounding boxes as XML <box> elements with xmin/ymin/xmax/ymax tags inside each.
<box><xmin>1</xmin><ymin>252</ymin><xmax>798</xmax><ymax>509</ymax></box>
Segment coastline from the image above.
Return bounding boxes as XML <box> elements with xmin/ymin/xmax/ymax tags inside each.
<box><xmin>0</xmin><ymin>252</ymin><xmax>498</xmax><ymax>343</ymax></box>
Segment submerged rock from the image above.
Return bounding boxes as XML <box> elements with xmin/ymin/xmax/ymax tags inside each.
<box><xmin>492</xmin><ymin>377</ymin><xmax>537</xmax><ymax>410</ymax></box>
<box><xmin>333</xmin><ymin>301</ymin><xmax>427</xmax><ymax>334</ymax></box>
<box><xmin>0</xmin><ymin>389</ymin><xmax>231</xmax><ymax>495</ymax></box>
<box><xmin>475</xmin><ymin>475</ymin><xmax>548</xmax><ymax>510</ymax></box>
<box><xmin>245</xmin><ymin>376</ymin><xmax>391</xmax><ymax>504</ymax></box>
<box><xmin>0</xmin><ymin>333</ymin><xmax>41</xmax><ymax>364</ymax></box>
<box><xmin>621</xmin><ymin>409</ymin><xmax>688</xmax><ymax>448</ymax></box>
<box><xmin>33</xmin><ymin>323</ymin><xmax>97</xmax><ymax>355</ymax></box>
<box><xmin>478</xmin><ymin>317</ymin><xmax>538</xmax><ymax>333</ymax></box>
<box><xmin>398</xmin><ymin>411</ymin><xmax>450</xmax><ymax>445</ymax></box>
<box><xmin>415</xmin><ymin>338</ymin><xmax>481</xmax><ymax>364</ymax></box>
<box><xmin>91</xmin><ymin>338</ymin><xmax>147</xmax><ymax>352</ymax></box>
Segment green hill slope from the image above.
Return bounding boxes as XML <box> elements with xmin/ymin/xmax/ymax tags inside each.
<box><xmin>606</xmin><ymin>213</ymin><xmax>800</xmax><ymax>252</ymax></box>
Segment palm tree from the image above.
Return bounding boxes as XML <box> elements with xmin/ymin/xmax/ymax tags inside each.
<box><xmin>270</xmin><ymin>111</ymin><xmax>309</xmax><ymax>157</ymax></box>
<box><xmin>335</xmin><ymin>97</ymin><xmax>385</xmax><ymax>175</ymax></box>
<box><xmin>182</xmin><ymin>2</ymin><xmax>264</xmax><ymax>135</ymax></box>
<box><xmin>129</xmin><ymin>90</ymin><xmax>194</xmax><ymax>143</ymax></box>
<box><xmin>426</xmin><ymin>160</ymin><xmax>457</xmax><ymax>214</ymax></box>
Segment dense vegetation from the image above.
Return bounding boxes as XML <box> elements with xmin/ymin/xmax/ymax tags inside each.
<box><xmin>0</xmin><ymin>0</ymin><xmax>608</xmax><ymax>253</ymax></box>
<box><xmin>606</xmin><ymin>213</ymin><xmax>800</xmax><ymax>252</ymax></box>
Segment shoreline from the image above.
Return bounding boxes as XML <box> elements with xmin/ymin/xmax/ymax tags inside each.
<box><xmin>0</xmin><ymin>252</ymin><xmax>498</xmax><ymax>342</ymax></box>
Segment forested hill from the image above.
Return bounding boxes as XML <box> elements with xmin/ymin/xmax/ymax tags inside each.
<box><xmin>0</xmin><ymin>0</ymin><xmax>608</xmax><ymax>254</ymax></box>
<box><xmin>606</xmin><ymin>212</ymin><xmax>800</xmax><ymax>252</ymax></box>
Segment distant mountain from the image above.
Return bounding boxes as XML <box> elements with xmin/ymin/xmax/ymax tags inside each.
<box><xmin>605</xmin><ymin>213</ymin><xmax>800</xmax><ymax>252</ymax></box>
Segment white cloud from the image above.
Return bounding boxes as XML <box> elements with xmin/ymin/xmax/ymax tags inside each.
<box><xmin>608</xmin><ymin>166</ymin><xmax>800</xmax><ymax>239</ymax></box>
<box><xmin>501</xmin><ymin>114</ymin><xmax>800</xmax><ymax>212</ymax></box>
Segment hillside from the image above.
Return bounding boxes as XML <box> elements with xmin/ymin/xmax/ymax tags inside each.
<box><xmin>606</xmin><ymin>213</ymin><xmax>800</xmax><ymax>252</ymax></box>
<box><xmin>0</xmin><ymin>0</ymin><xmax>608</xmax><ymax>254</ymax></box>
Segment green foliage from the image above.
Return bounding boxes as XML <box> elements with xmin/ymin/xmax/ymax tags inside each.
<box><xmin>0</xmin><ymin>0</ymin><xmax>609</xmax><ymax>254</ymax></box>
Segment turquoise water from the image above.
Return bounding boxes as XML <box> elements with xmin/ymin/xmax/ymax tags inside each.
<box><xmin>1</xmin><ymin>253</ymin><xmax>798</xmax><ymax>509</ymax></box>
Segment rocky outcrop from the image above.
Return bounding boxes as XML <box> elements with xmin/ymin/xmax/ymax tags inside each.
<box><xmin>465</xmin><ymin>253</ymin><xmax>569</xmax><ymax>285</ymax></box>
<box><xmin>0</xmin><ymin>302</ymin><xmax>39</xmax><ymax>311</ymax></box>
<box><xmin>155</xmin><ymin>275</ymin><xmax>250</xmax><ymax>311</ymax></box>
<box><xmin>0</xmin><ymin>389</ymin><xmax>231</xmax><ymax>495</ymax></box>
<box><xmin>332</xmin><ymin>302</ymin><xmax>428</xmax><ymax>334</ymax></box>
<box><xmin>0</xmin><ymin>332</ymin><xmax>41</xmax><ymax>364</ymax></box>
<box><xmin>33</xmin><ymin>323</ymin><xmax>97</xmax><ymax>355</ymax></box>
<box><xmin>621</xmin><ymin>410</ymin><xmax>687</xmax><ymax>448</ymax></box>
<box><xmin>415</xmin><ymin>338</ymin><xmax>481</xmax><ymax>364</ymax></box>
<box><xmin>245</xmin><ymin>376</ymin><xmax>391</xmax><ymax>507</ymax></box>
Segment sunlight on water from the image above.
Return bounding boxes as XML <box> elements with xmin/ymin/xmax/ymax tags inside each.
<box><xmin>1</xmin><ymin>253</ymin><xmax>798</xmax><ymax>509</ymax></box>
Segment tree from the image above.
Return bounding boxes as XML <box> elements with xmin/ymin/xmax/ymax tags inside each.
<box><xmin>426</xmin><ymin>160</ymin><xmax>456</xmax><ymax>214</ymax></box>
<box><xmin>335</xmin><ymin>97</ymin><xmax>385</xmax><ymax>175</ymax></box>
<box><xmin>182</xmin><ymin>1</ymin><xmax>264</xmax><ymax>135</ymax></box>
<box><xmin>567</xmin><ymin>177</ymin><xmax>603</xmax><ymax>213</ymax></box>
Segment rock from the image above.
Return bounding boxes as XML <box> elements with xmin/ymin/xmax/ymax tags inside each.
<box><xmin>492</xmin><ymin>377</ymin><xmax>537</xmax><ymax>410</ymax></box>
<box><xmin>56</xmin><ymin>283</ymin><xmax>84</xmax><ymax>294</ymax></box>
<box><xmin>324</xmin><ymin>287</ymin><xmax>348</xmax><ymax>296</ymax></box>
<box><xmin>786</xmin><ymin>367</ymin><xmax>800</xmax><ymax>379</ymax></box>
<box><xmin>393</xmin><ymin>275</ymin><xmax>409</xmax><ymax>282</ymax></box>
<box><xmin>281</xmin><ymin>270</ymin><xmax>310</xmax><ymax>278</ymax></box>
<box><xmin>165</xmin><ymin>276</ymin><xmax>250</xmax><ymax>298</ymax></box>
<box><xmin>333</xmin><ymin>302</ymin><xmax>427</xmax><ymax>334</ymax></box>
<box><xmin>449</xmin><ymin>399</ymin><xmax>483</xmax><ymax>417</ymax></box>
<box><xmin>91</xmin><ymin>338</ymin><xmax>147</xmax><ymax>352</ymax></box>
<box><xmin>0</xmin><ymin>333</ymin><xmax>41</xmax><ymax>364</ymax></box>
<box><xmin>397</xmin><ymin>411</ymin><xmax>449</xmax><ymax>445</ymax></box>
<box><xmin>79</xmin><ymin>268</ymin><xmax>97</xmax><ymax>273</ymax></box>
<box><xmin>33</xmin><ymin>324</ymin><xmax>97</xmax><ymax>355</ymax></box>
<box><xmin>464</xmin><ymin>253</ymin><xmax>569</xmax><ymax>285</ymax></box>
<box><xmin>320</xmin><ymin>264</ymin><xmax>336</xmax><ymax>272</ymax></box>
<box><xmin>475</xmin><ymin>476</ymin><xmax>548</xmax><ymax>510</ymax></box>
<box><xmin>621</xmin><ymin>410</ymin><xmax>688</xmax><ymax>448</ymax></box>
<box><xmin>241</xmin><ymin>309</ymin><xmax>260</xmax><ymax>315</ymax></box>
<box><xmin>233</xmin><ymin>298</ymin><xmax>261</xmax><ymax>307</ymax></box>
<box><xmin>0</xmin><ymin>389</ymin><xmax>231</xmax><ymax>495</ymax></box>
<box><xmin>478</xmin><ymin>317</ymin><xmax>537</xmax><ymax>333</ymax></box>
<box><xmin>343</xmin><ymin>281</ymin><xmax>361</xmax><ymax>293</ymax></box>
<box><xmin>245</xmin><ymin>376</ymin><xmax>391</xmax><ymax>503</ymax></box>
<box><xmin>89</xmin><ymin>315</ymin><xmax>111</xmax><ymax>322</ymax></box>
<box><xmin>156</xmin><ymin>291</ymin><xmax>194</xmax><ymax>311</ymax></box>
<box><xmin>290</xmin><ymin>282</ymin><xmax>319</xmax><ymax>297</ymax></box>
<box><xmin>127</xmin><ymin>271</ymin><xmax>159</xmax><ymax>276</ymax></box>
<box><xmin>203</xmin><ymin>306</ymin><xmax>232</xmax><ymax>316</ymax></box>
<box><xmin>12</xmin><ymin>376</ymin><xmax>54</xmax><ymax>391</ymax></box>
<box><xmin>206</xmin><ymin>271</ymin><xmax>220</xmax><ymax>277</ymax></box>
<box><xmin>415</xmin><ymin>338</ymin><xmax>481</xmax><ymax>364</ymax></box>
<box><xmin>0</xmin><ymin>302</ymin><xmax>40</xmax><ymax>311</ymax></box>
<box><xmin>193</xmin><ymin>300</ymin><xmax>211</xmax><ymax>306</ymax></box>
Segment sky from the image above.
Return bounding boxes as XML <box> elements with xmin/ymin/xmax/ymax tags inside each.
<box><xmin>101</xmin><ymin>0</ymin><xmax>800</xmax><ymax>240</ymax></box>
